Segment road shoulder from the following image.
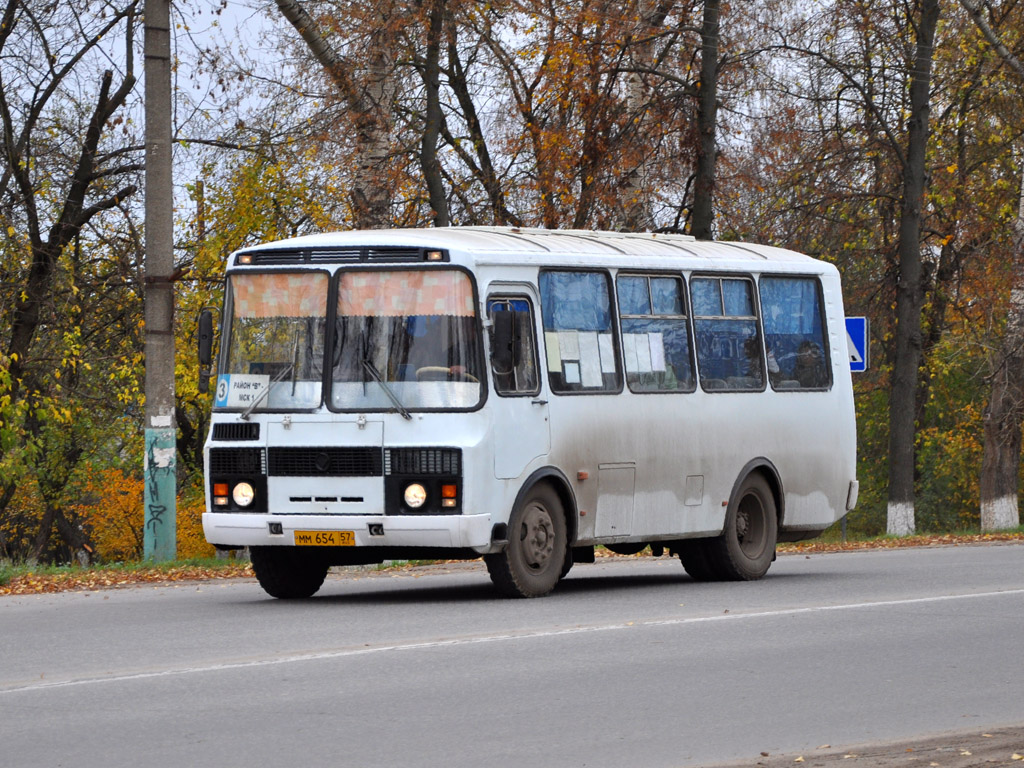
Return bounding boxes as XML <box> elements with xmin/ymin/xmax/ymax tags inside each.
<box><xmin>708</xmin><ymin>726</ymin><xmax>1024</xmax><ymax>767</ymax></box>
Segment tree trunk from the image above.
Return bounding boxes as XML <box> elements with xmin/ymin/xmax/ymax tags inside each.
<box><xmin>690</xmin><ymin>0</ymin><xmax>720</xmax><ymax>241</ymax></box>
<box><xmin>275</xmin><ymin>0</ymin><xmax>396</xmax><ymax>228</ymax></box>
<box><xmin>420</xmin><ymin>0</ymin><xmax>449</xmax><ymax>226</ymax></box>
<box><xmin>979</xmin><ymin>174</ymin><xmax>1024</xmax><ymax>530</ymax></box>
<box><xmin>958</xmin><ymin>0</ymin><xmax>1024</xmax><ymax>532</ymax></box>
<box><xmin>444</xmin><ymin>13</ymin><xmax>520</xmax><ymax>226</ymax></box>
<box><xmin>886</xmin><ymin>0</ymin><xmax>940</xmax><ymax>536</ymax></box>
<box><xmin>29</xmin><ymin>504</ymin><xmax>56</xmax><ymax>563</ymax></box>
<box><xmin>620</xmin><ymin>0</ymin><xmax>661</xmax><ymax>231</ymax></box>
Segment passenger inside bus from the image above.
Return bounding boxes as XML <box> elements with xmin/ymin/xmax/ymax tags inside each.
<box><xmin>793</xmin><ymin>340</ymin><xmax>827</xmax><ymax>388</ymax></box>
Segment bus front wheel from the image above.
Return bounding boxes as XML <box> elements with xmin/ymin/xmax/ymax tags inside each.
<box><xmin>706</xmin><ymin>473</ymin><xmax>778</xmax><ymax>580</ymax></box>
<box><xmin>676</xmin><ymin>539</ymin><xmax>722</xmax><ymax>581</ymax></box>
<box><xmin>485</xmin><ymin>484</ymin><xmax>567</xmax><ymax>598</ymax></box>
<box><xmin>250</xmin><ymin>546</ymin><xmax>330</xmax><ymax>599</ymax></box>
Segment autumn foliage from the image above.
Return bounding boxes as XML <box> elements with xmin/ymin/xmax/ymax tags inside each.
<box><xmin>2</xmin><ymin>1</ymin><xmax>1024</xmax><ymax>565</ymax></box>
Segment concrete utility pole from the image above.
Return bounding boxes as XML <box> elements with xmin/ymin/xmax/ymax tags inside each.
<box><xmin>143</xmin><ymin>0</ymin><xmax>177</xmax><ymax>560</ymax></box>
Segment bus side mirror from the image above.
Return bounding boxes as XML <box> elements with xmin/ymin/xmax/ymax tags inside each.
<box><xmin>198</xmin><ymin>309</ymin><xmax>214</xmax><ymax>394</ymax></box>
<box><xmin>490</xmin><ymin>310</ymin><xmax>517</xmax><ymax>374</ymax></box>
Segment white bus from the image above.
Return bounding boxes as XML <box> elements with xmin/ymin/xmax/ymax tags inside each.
<box><xmin>199</xmin><ymin>227</ymin><xmax>858</xmax><ymax>599</ymax></box>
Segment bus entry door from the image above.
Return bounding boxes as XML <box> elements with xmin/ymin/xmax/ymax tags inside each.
<box><xmin>487</xmin><ymin>291</ymin><xmax>551</xmax><ymax>479</ymax></box>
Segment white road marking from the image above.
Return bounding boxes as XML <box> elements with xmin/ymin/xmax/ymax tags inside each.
<box><xmin>4</xmin><ymin>588</ymin><xmax>1024</xmax><ymax>695</ymax></box>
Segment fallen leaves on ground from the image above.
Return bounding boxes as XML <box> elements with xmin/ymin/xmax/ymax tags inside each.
<box><xmin>3</xmin><ymin>531</ymin><xmax>1022</xmax><ymax>596</ymax></box>
<box><xmin>777</xmin><ymin>531</ymin><xmax>1024</xmax><ymax>553</ymax></box>
<box><xmin>0</xmin><ymin>563</ymin><xmax>253</xmax><ymax>596</ymax></box>
<box><xmin>592</xmin><ymin>531</ymin><xmax>1024</xmax><ymax>558</ymax></box>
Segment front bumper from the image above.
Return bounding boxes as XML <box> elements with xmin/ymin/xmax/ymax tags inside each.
<box><xmin>203</xmin><ymin>511</ymin><xmax>494</xmax><ymax>552</ymax></box>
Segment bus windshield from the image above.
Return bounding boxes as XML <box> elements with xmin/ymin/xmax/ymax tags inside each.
<box><xmin>218</xmin><ymin>272</ymin><xmax>329</xmax><ymax>412</ymax></box>
<box><xmin>331</xmin><ymin>269</ymin><xmax>482</xmax><ymax>411</ymax></box>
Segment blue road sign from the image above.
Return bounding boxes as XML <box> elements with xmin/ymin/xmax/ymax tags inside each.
<box><xmin>846</xmin><ymin>317</ymin><xmax>869</xmax><ymax>372</ymax></box>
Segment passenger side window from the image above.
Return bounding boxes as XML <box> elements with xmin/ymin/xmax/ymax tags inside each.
<box><xmin>760</xmin><ymin>276</ymin><xmax>831</xmax><ymax>390</ymax></box>
<box><xmin>691</xmin><ymin>276</ymin><xmax>764</xmax><ymax>391</ymax></box>
<box><xmin>486</xmin><ymin>297</ymin><xmax>540</xmax><ymax>396</ymax></box>
<box><xmin>539</xmin><ymin>271</ymin><xmax>620</xmax><ymax>393</ymax></box>
<box><xmin>616</xmin><ymin>275</ymin><xmax>695</xmax><ymax>392</ymax></box>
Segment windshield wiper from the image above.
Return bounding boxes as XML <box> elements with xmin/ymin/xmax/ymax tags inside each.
<box><xmin>240</xmin><ymin>330</ymin><xmax>301</xmax><ymax>421</ymax></box>
<box><xmin>240</xmin><ymin>361</ymin><xmax>294</xmax><ymax>421</ymax></box>
<box><xmin>361</xmin><ymin>358</ymin><xmax>412</xmax><ymax>421</ymax></box>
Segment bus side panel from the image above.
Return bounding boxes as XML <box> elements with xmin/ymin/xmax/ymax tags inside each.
<box><xmin>776</xmin><ymin>268</ymin><xmax>858</xmax><ymax>530</ymax></box>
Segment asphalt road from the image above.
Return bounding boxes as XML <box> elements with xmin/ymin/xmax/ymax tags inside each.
<box><xmin>2</xmin><ymin>544</ymin><xmax>1023</xmax><ymax>768</ymax></box>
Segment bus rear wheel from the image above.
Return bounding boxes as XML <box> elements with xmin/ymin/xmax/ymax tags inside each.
<box><xmin>485</xmin><ymin>484</ymin><xmax>567</xmax><ymax>598</ymax></box>
<box><xmin>250</xmin><ymin>546</ymin><xmax>330</xmax><ymax>598</ymax></box>
<box><xmin>706</xmin><ymin>473</ymin><xmax>777</xmax><ymax>580</ymax></box>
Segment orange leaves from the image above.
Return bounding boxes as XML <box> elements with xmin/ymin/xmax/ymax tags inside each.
<box><xmin>71</xmin><ymin>468</ymin><xmax>214</xmax><ymax>562</ymax></box>
<box><xmin>73</xmin><ymin>468</ymin><xmax>145</xmax><ymax>562</ymax></box>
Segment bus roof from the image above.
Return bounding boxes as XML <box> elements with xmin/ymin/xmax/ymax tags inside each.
<box><xmin>233</xmin><ymin>227</ymin><xmax>831</xmax><ymax>272</ymax></box>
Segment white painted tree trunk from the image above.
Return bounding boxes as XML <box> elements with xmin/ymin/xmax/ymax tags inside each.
<box><xmin>887</xmin><ymin>500</ymin><xmax>916</xmax><ymax>536</ymax></box>
<box><xmin>979</xmin><ymin>174</ymin><xmax>1024</xmax><ymax>531</ymax></box>
<box><xmin>981</xmin><ymin>495</ymin><xmax>1020</xmax><ymax>531</ymax></box>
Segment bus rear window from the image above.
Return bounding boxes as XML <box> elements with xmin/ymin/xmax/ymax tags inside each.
<box><xmin>760</xmin><ymin>276</ymin><xmax>831</xmax><ymax>390</ymax></box>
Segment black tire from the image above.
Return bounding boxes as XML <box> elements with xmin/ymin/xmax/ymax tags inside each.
<box><xmin>559</xmin><ymin>545</ymin><xmax>574</xmax><ymax>580</ymax></box>
<box><xmin>485</xmin><ymin>484</ymin><xmax>567</xmax><ymax>598</ymax></box>
<box><xmin>705</xmin><ymin>473</ymin><xmax>778</xmax><ymax>580</ymax></box>
<box><xmin>676</xmin><ymin>538</ymin><xmax>723</xmax><ymax>581</ymax></box>
<box><xmin>250</xmin><ymin>546</ymin><xmax>330</xmax><ymax>599</ymax></box>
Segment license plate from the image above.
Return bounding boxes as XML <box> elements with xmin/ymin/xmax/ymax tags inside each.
<box><xmin>294</xmin><ymin>530</ymin><xmax>355</xmax><ymax>546</ymax></box>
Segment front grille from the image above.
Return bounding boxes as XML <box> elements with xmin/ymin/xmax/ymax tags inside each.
<box><xmin>385</xmin><ymin>448</ymin><xmax>461</xmax><ymax>476</ymax></box>
<box><xmin>212</xmin><ymin>422</ymin><xmax>260</xmax><ymax>441</ymax></box>
<box><xmin>268</xmin><ymin>447</ymin><xmax>383</xmax><ymax>477</ymax></box>
<box><xmin>209</xmin><ymin>448</ymin><xmax>265</xmax><ymax>476</ymax></box>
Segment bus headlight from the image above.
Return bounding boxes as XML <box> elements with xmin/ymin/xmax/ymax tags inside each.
<box><xmin>232</xmin><ymin>482</ymin><xmax>255</xmax><ymax>507</ymax></box>
<box><xmin>403</xmin><ymin>483</ymin><xmax>427</xmax><ymax>509</ymax></box>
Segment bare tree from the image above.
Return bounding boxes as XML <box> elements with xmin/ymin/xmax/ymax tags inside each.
<box><xmin>689</xmin><ymin>0</ymin><xmax>719</xmax><ymax>240</ymax></box>
<box><xmin>960</xmin><ymin>0</ymin><xmax>1024</xmax><ymax>531</ymax></box>
<box><xmin>885</xmin><ymin>0</ymin><xmax>941</xmax><ymax>535</ymax></box>
<box><xmin>0</xmin><ymin>0</ymin><xmax>142</xmax><ymax>559</ymax></box>
<box><xmin>275</xmin><ymin>0</ymin><xmax>400</xmax><ymax>228</ymax></box>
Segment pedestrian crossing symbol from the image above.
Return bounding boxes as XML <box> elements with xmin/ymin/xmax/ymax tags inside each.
<box><xmin>846</xmin><ymin>317</ymin><xmax>868</xmax><ymax>372</ymax></box>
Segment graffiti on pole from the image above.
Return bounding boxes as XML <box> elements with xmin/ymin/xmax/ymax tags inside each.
<box><xmin>144</xmin><ymin>426</ymin><xmax>176</xmax><ymax>559</ymax></box>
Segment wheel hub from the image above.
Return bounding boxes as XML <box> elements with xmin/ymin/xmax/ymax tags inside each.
<box><xmin>736</xmin><ymin>509</ymin><xmax>750</xmax><ymax>541</ymax></box>
<box><xmin>520</xmin><ymin>503</ymin><xmax>555</xmax><ymax>569</ymax></box>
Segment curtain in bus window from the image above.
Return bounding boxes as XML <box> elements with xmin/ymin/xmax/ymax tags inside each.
<box><xmin>539</xmin><ymin>271</ymin><xmax>619</xmax><ymax>393</ymax></box>
<box><xmin>617</xmin><ymin>274</ymin><xmax>694</xmax><ymax>393</ymax></box>
<box><xmin>691</xmin><ymin>277</ymin><xmax>764</xmax><ymax>391</ymax></box>
<box><xmin>331</xmin><ymin>270</ymin><xmax>482</xmax><ymax>411</ymax></box>
<box><xmin>760</xmin><ymin>276</ymin><xmax>830</xmax><ymax>390</ymax></box>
